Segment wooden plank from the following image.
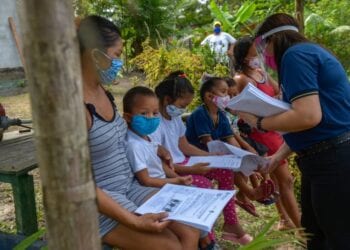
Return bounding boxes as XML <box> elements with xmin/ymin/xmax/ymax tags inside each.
<box><xmin>0</xmin><ymin>135</ymin><xmax>37</xmax><ymax>175</ymax></box>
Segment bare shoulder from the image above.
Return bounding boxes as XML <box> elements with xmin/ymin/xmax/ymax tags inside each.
<box><xmin>233</xmin><ymin>73</ymin><xmax>251</xmax><ymax>92</ymax></box>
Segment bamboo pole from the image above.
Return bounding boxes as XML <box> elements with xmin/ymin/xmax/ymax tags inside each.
<box><xmin>295</xmin><ymin>0</ymin><xmax>304</xmax><ymax>34</ymax></box>
<box><xmin>19</xmin><ymin>0</ymin><xmax>101</xmax><ymax>249</ymax></box>
<box><xmin>8</xmin><ymin>17</ymin><xmax>26</xmax><ymax>70</ymax></box>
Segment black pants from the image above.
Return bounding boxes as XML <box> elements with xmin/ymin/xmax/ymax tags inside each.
<box><xmin>297</xmin><ymin>140</ymin><xmax>350</xmax><ymax>250</ymax></box>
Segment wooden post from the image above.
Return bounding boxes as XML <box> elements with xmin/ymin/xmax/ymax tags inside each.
<box><xmin>295</xmin><ymin>0</ymin><xmax>304</xmax><ymax>34</ymax></box>
<box><xmin>19</xmin><ymin>0</ymin><xmax>101</xmax><ymax>249</ymax></box>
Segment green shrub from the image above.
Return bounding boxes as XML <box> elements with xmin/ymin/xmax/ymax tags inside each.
<box><xmin>131</xmin><ymin>39</ymin><xmax>230</xmax><ymax>111</ymax></box>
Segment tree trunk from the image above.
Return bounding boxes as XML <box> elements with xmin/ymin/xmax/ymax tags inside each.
<box><xmin>295</xmin><ymin>0</ymin><xmax>304</xmax><ymax>34</ymax></box>
<box><xmin>19</xmin><ymin>1</ymin><xmax>101</xmax><ymax>249</ymax></box>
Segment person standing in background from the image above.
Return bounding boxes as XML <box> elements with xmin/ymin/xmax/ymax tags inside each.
<box><xmin>201</xmin><ymin>21</ymin><xmax>236</xmax><ymax>67</ymax></box>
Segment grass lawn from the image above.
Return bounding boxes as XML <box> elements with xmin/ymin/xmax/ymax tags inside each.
<box><xmin>0</xmin><ymin>78</ymin><xmax>303</xmax><ymax>249</ymax></box>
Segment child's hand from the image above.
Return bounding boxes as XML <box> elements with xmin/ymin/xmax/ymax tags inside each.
<box><xmin>190</xmin><ymin>163</ymin><xmax>211</xmax><ymax>175</ymax></box>
<box><xmin>176</xmin><ymin>175</ymin><xmax>193</xmax><ymax>185</ymax></box>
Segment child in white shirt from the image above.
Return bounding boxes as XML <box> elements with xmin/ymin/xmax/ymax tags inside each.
<box><xmin>123</xmin><ymin>86</ymin><xmax>192</xmax><ymax>188</ymax></box>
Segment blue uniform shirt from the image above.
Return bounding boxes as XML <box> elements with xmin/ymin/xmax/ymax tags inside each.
<box><xmin>185</xmin><ymin>105</ymin><xmax>234</xmax><ymax>150</ymax></box>
<box><xmin>280</xmin><ymin>43</ymin><xmax>350</xmax><ymax>151</ymax></box>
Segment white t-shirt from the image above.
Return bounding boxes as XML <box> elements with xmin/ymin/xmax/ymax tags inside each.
<box><xmin>201</xmin><ymin>32</ymin><xmax>236</xmax><ymax>62</ymax></box>
<box><xmin>126</xmin><ymin>130</ymin><xmax>165</xmax><ymax>178</ymax></box>
<box><xmin>150</xmin><ymin>115</ymin><xmax>186</xmax><ymax>163</ymax></box>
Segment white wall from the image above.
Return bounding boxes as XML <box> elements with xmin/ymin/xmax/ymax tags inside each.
<box><xmin>0</xmin><ymin>0</ymin><xmax>22</xmax><ymax>69</ymax></box>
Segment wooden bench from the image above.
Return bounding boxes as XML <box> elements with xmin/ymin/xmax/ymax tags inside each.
<box><xmin>0</xmin><ymin>134</ymin><xmax>38</xmax><ymax>236</ymax></box>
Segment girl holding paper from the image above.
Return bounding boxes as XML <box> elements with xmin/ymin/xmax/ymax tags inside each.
<box><xmin>233</xmin><ymin>36</ymin><xmax>301</xmax><ymax>231</ymax></box>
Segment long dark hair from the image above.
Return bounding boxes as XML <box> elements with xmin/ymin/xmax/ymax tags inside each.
<box><xmin>233</xmin><ymin>36</ymin><xmax>254</xmax><ymax>72</ymax></box>
<box><xmin>255</xmin><ymin>13</ymin><xmax>309</xmax><ymax>80</ymax></box>
<box><xmin>155</xmin><ymin>70</ymin><xmax>194</xmax><ymax>104</ymax></box>
<box><xmin>199</xmin><ymin>77</ymin><xmax>223</xmax><ymax>102</ymax></box>
<box><xmin>77</xmin><ymin>15</ymin><xmax>121</xmax><ymax>53</ymax></box>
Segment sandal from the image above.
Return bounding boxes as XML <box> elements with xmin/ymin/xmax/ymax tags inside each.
<box><xmin>255</xmin><ymin>179</ymin><xmax>275</xmax><ymax>201</ymax></box>
<box><xmin>235</xmin><ymin>199</ymin><xmax>259</xmax><ymax>217</ymax></box>
<box><xmin>277</xmin><ymin>220</ymin><xmax>295</xmax><ymax>231</ymax></box>
<box><xmin>256</xmin><ymin>195</ymin><xmax>276</xmax><ymax>205</ymax></box>
<box><xmin>222</xmin><ymin>232</ymin><xmax>253</xmax><ymax>245</ymax></box>
<box><xmin>199</xmin><ymin>240</ymin><xmax>222</xmax><ymax>250</ymax></box>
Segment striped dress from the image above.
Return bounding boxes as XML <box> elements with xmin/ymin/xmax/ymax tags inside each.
<box><xmin>86</xmin><ymin>92</ymin><xmax>157</xmax><ymax>237</ymax></box>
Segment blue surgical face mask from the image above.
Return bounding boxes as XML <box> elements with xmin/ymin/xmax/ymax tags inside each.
<box><xmin>131</xmin><ymin>115</ymin><xmax>160</xmax><ymax>136</ymax></box>
<box><xmin>166</xmin><ymin>105</ymin><xmax>186</xmax><ymax>117</ymax></box>
<box><xmin>214</xmin><ymin>27</ymin><xmax>221</xmax><ymax>34</ymax></box>
<box><xmin>93</xmin><ymin>49</ymin><xmax>123</xmax><ymax>85</ymax></box>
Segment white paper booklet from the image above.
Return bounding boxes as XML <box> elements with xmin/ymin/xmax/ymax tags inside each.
<box><xmin>226</xmin><ymin>82</ymin><xmax>291</xmax><ymax>117</ymax></box>
<box><xmin>186</xmin><ymin>155</ymin><xmax>242</xmax><ymax>169</ymax></box>
<box><xmin>202</xmin><ymin>140</ymin><xmax>269</xmax><ymax>176</ymax></box>
<box><xmin>135</xmin><ymin>184</ymin><xmax>235</xmax><ymax>232</ymax></box>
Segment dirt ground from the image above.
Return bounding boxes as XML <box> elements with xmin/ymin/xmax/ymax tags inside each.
<box><xmin>0</xmin><ymin>73</ymin><xmax>304</xmax><ymax>249</ymax></box>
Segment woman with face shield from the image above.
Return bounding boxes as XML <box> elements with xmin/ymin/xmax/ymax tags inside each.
<box><xmin>233</xmin><ymin>36</ymin><xmax>301</xmax><ymax>231</ymax></box>
<box><xmin>239</xmin><ymin>13</ymin><xmax>350</xmax><ymax>249</ymax></box>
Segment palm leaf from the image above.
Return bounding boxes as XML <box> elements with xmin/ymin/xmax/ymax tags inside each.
<box><xmin>233</xmin><ymin>2</ymin><xmax>256</xmax><ymax>28</ymax></box>
<box><xmin>13</xmin><ymin>228</ymin><xmax>46</xmax><ymax>250</ymax></box>
<box><xmin>209</xmin><ymin>0</ymin><xmax>231</xmax><ymax>31</ymax></box>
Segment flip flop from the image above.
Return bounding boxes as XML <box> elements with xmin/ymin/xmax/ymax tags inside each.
<box><xmin>222</xmin><ymin>232</ymin><xmax>253</xmax><ymax>245</ymax></box>
<box><xmin>255</xmin><ymin>179</ymin><xmax>275</xmax><ymax>201</ymax></box>
<box><xmin>235</xmin><ymin>199</ymin><xmax>259</xmax><ymax>217</ymax></box>
<box><xmin>256</xmin><ymin>196</ymin><xmax>276</xmax><ymax>205</ymax></box>
<box><xmin>199</xmin><ymin>240</ymin><xmax>222</xmax><ymax>250</ymax></box>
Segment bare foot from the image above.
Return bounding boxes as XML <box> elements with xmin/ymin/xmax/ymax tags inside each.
<box><xmin>222</xmin><ymin>223</ymin><xmax>246</xmax><ymax>238</ymax></box>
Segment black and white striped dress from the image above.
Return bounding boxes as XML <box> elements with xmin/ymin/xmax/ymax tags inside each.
<box><xmin>86</xmin><ymin>93</ymin><xmax>157</xmax><ymax>237</ymax></box>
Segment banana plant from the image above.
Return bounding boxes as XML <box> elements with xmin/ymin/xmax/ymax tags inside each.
<box><xmin>208</xmin><ymin>0</ymin><xmax>256</xmax><ymax>34</ymax></box>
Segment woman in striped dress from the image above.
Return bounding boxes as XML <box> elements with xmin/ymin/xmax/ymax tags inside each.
<box><xmin>78</xmin><ymin>15</ymin><xmax>199</xmax><ymax>249</ymax></box>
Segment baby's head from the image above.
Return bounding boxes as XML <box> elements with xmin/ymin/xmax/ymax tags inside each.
<box><xmin>123</xmin><ymin>86</ymin><xmax>160</xmax><ymax>136</ymax></box>
<box><xmin>200</xmin><ymin>77</ymin><xmax>230</xmax><ymax>109</ymax></box>
<box><xmin>155</xmin><ymin>71</ymin><xmax>194</xmax><ymax>118</ymax></box>
<box><xmin>223</xmin><ymin>77</ymin><xmax>239</xmax><ymax>98</ymax></box>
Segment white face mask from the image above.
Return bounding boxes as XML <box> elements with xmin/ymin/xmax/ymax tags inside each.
<box><xmin>248</xmin><ymin>57</ymin><xmax>261</xmax><ymax>69</ymax></box>
<box><xmin>166</xmin><ymin>105</ymin><xmax>186</xmax><ymax>117</ymax></box>
<box><xmin>212</xmin><ymin>95</ymin><xmax>230</xmax><ymax>110</ymax></box>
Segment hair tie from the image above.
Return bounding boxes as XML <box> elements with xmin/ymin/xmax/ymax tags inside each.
<box><xmin>178</xmin><ymin>73</ymin><xmax>187</xmax><ymax>78</ymax></box>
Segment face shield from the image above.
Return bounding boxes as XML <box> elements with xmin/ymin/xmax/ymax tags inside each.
<box><xmin>254</xmin><ymin>25</ymin><xmax>299</xmax><ymax>70</ymax></box>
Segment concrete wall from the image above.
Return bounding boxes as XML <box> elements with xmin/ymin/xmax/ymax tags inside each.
<box><xmin>0</xmin><ymin>0</ymin><xmax>22</xmax><ymax>68</ymax></box>
<box><xmin>0</xmin><ymin>0</ymin><xmax>24</xmax><ymax>80</ymax></box>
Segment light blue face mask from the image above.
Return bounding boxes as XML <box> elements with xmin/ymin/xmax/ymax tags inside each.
<box><xmin>131</xmin><ymin>115</ymin><xmax>160</xmax><ymax>136</ymax></box>
<box><xmin>93</xmin><ymin>49</ymin><xmax>123</xmax><ymax>85</ymax></box>
<box><xmin>166</xmin><ymin>105</ymin><xmax>186</xmax><ymax>117</ymax></box>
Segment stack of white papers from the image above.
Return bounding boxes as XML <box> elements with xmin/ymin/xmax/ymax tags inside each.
<box><xmin>135</xmin><ymin>184</ymin><xmax>235</xmax><ymax>232</ymax></box>
<box><xmin>226</xmin><ymin>82</ymin><xmax>291</xmax><ymax>117</ymax></box>
<box><xmin>185</xmin><ymin>141</ymin><xmax>269</xmax><ymax>176</ymax></box>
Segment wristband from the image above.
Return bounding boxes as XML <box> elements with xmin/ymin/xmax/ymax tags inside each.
<box><xmin>256</xmin><ymin>116</ymin><xmax>266</xmax><ymax>131</ymax></box>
